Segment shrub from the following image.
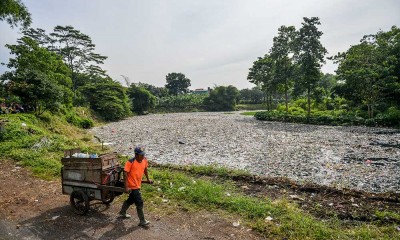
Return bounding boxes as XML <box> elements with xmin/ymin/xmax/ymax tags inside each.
<box><xmin>255</xmin><ymin>109</ymin><xmax>400</xmax><ymax>127</ymax></box>
<box><xmin>127</xmin><ymin>85</ymin><xmax>156</xmax><ymax>115</ymax></box>
<box><xmin>80</xmin><ymin>80</ymin><xmax>131</xmax><ymax>121</ymax></box>
<box><xmin>203</xmin><ymin>86</ymin><xmax>240</xmax><ymax>111</ymax></box>
<box><xmin>65</xmin><ymin>111</ymin><xmax>94</xmax><ymax>129</ymax></box>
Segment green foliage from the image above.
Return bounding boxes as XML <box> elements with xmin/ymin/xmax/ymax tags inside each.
<box><xmin>127</xmin><ymin>85</ymin><xmax>156</xmax><ymax>115</ymax></box>
<box><xmin>236</xmin><ymin>104</ymin><xmax>268</xmax><ymax>111</ymax></box>
<box><xmin>254</xmin><ymin>108</ymin><xmax>400</xmax><ymax>127</ymax></box>
<box><xmin>239</xmin><ymin>87</ymin><xmax>265</xmax><ymax>104</ymax></box>
<box><xmin>157</xmin><ymin>94</ymin><xmax>207</xmax><ymax>112</ymax></box>
<box><xmin>137</xmin><ymin>83</ymin><xmax>169</xmax><ymax>98</ymax></box>
<box><xmin>203</xmin><ymin>85</ymin><xmax>239</xmax><ymax>111</ymax></box>
<box><xmin>293</xmin><ymin>17</ymin><xmax>327</xmax><ymax>116</ymax></box>
<box><xmin>1</xmin><ymin>37</ymin><xmax>73</xmax><ymax>114</ymax></box>
<box><xmin>247</xmin><ymin>55</ymin><xmax>276</xmax><ymax>110</ymax></box>
<box><xmin>80</xmin><ymin>79</ymin><xmax>131</xmax><ymax>121</ymax></box>
<box><xmin>240</xmin><ymin>111</ymin><xmax>257</xmax><ymax>116</ymax></box>
<box><xmin>0</xmin><ymin>0</ymin><xmax>31</xmax><ymax>28</ymax></box>
<box><xmin>0</xmin><ymin>113</ymin><xmax>101</xmax><ymax>178</ymax></box>
<box><xmin>65</xmin><ymin>109</ymin><xmax>94</xmax><ymax>129</ymax></box>
<box><xmin>165</xmin><ymin>72</ymin><xmax>191</xmax><ymax>95</ymax></box>
<box><xmin>333</xmin><ymin>26</ymin><xmax>400</xmax><ymax>118</ymax></box>
<box><xmin>270</xmin><ymin>25</ymin><xmax>297</xmax><ymax>111</ymax></box>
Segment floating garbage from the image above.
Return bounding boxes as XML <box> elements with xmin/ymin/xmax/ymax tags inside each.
<box><xmin>91</xmin><ymin>112</ymin><xmax>400</xmax><ymax>194</ymax></box>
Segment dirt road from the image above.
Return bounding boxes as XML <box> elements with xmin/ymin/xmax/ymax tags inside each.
<box><xmin>0</xmin><ymin>161</ymin><xmax>262</xmax><ymax>240</ymax></box>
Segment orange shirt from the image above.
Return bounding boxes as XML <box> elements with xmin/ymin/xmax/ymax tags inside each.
<box><xmin>124</xmin><ymin>158</ymin><xmax>148</xmax><ymax>190</ymax></box>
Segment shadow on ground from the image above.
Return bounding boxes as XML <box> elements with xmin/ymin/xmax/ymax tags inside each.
<box><xmin>18</xmin><ymin>202</ymin><xmax>145</xmax><ymax>239</ymax></box>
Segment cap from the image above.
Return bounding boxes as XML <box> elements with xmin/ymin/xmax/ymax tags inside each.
<box><xmin>134</xmin><ymin>146</ymin><xmax>146</xmax><ymax>155</ymax></box>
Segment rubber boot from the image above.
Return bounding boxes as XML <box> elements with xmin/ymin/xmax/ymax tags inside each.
<box><xmin>137</xmin><ymin>206</ymin><xmax>150</xmax><ymax>226</ymax></box>
<box><xmin>119</xmin><ymin>201</ymin><xmax>131</xmax><ymax>218</ymax></box>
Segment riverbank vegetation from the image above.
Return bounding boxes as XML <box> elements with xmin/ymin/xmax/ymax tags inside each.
<box><xmin>248</xmin><ymin>18</ymin><xmax>400</xmax><ymax>127</ymax></box>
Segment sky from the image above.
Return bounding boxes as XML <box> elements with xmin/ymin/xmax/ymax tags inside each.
<box><xmin>1</xmin><ymin>0</ymin><xmax>399</xmax><ymax>90</ymax></box>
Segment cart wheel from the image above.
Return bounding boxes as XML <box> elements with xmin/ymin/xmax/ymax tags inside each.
<box><xmin>102</xmin><ymin>192</ymin><xmax>115</xmax><ymax>204</ymax></box>
<box><xmin>70</xmin><ymin>191</ymin><xmax>90</xmax><ymax>215</ymax></box>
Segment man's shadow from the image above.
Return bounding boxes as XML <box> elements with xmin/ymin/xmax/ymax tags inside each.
<box><xmin>18</xmin><ymin>201</ymin><xmax>144</xmax><ymax>239</ymax></box>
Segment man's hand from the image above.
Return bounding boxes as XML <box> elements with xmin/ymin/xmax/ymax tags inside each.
<box><xmin>125</xmin><ymin>187</ymin><xmax>130</xmax><ymax>193</ymax></box>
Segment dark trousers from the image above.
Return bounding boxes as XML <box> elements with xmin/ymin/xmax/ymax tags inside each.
<box><xmin>126</xmin><ymin>189</ymin><xmax>143</xmax><ymax>208</ymax></box>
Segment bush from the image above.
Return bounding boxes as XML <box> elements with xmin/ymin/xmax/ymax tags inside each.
<box><xmin>80</xmin><ymin>80</ymin><xmax>131</xmax><ymax>121</ymax></box>
<box><xmin>203</xmin><ymin>86</ymin><xmax>239</xmax><ymax>111</ymax></box>
<box><xmin>127</xmin><ymin>85</ymin><xmax>156</xmax><ymax>115</ymax></box>
<box><xmin>65</xmin><ymin>112</ymin><xmax>94</xmax><ymax>129</ymax></box>
<box><xmin>254</xmin><ymin>108</ymin><xmax>400</xmax><ymax>128</ymax></box>
<box><xmin>157</xmin><ymin>94</ymin><xmax>207</xmax><ymax>112</ymax></box>
<box><xmin>374</xmin><ymin>107</ymin><xmax>400</xmax><ymax>127</ymax></box>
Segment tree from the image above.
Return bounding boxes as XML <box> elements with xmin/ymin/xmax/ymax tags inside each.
<box><xmin>239</xmin><ymin>87</ymin><xmax>264</xmax><ymax>104</ymax></box>
<box><xmin>374</xmin><ymin>26</ymin><xmax>400</xmax><ymax>107</ymax></box>
<box><xmin>0</xmin><ymin>0</ymin><xmax>31</xmax><ymax>28</ymax></box>
<box><xmin>293</xmin><ymin>17</ymin><xmax>327</xmax><ymax>117</ymax></box>
<box><xmin>80</xmin><ymin>78</ymin><xmax>130</xmax><ymax>121</ymax></box>
<box><xmin>333</xmin><ymin>28</ymin><xmax>399</xmax><ymax>118</ymax></box>
<box><xmin>1</xmin><ymin>37</ymin><xmax>72</xmax><ymax>114</ymax></box>
<box><xmin>23</xmin><ymin>26</ymin><xmax>108</xmax><ymax>92</ymax></box>
<box><xmin>270</xmin><ymin>25</ymin><xmax>297</xmax><ymax>112</ymax></box>
<box><xmin>22</xmin><ymin>26</ymin><xmax>109</xmax><ymax>95</ymax></box>
<box><xmin>165</xmin><ymin>72</ymin><xmax>191</xmax><ymax>95</ymax></box>
<box><xmin>247</xmin><ymin>55</ymin><xmax>276</xmax><ymax>110</ymax></box>
<box><xmin>127</xmin><ymin>85</ymin><xmax>156</xmax><ymax>115</ymax></box>
<box><xmin>203</xmin><ymin>85</ymin><xmax>239</xmax><ymax>111</ymax></box>
<box><xmin>138</xmin><ymin>83</ymin><xmax>169</xmax><ymax>98</ymax></box>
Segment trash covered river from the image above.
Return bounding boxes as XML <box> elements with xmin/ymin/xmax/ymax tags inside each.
<box><xmin>91</xmin><ymin>112</ymin><xmax>400</xmax><ymax>193</ymax></box>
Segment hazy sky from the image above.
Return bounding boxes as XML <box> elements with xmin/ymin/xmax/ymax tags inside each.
<box><xmin>1</xmin><ymin>0</ymin><xmax>399</xmax><ymax>89</ymax></box>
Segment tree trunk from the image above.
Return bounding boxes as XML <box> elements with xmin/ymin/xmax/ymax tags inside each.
<box><xmin>367</xmin><ymin>104</ymin><xmax>371</xmax><ymax>119</ymax></box>
<box><xmin>371</xmin><ymin>104</ymin><xmax>374</xmax><ymax>119</ymax></box>
<box><xmin>266</xmin><ymin>91</ymin><xmax>270</xmax><ymax>111</ymax></box>
<box><xmin>285</xmin><ymin>89</ymin><xmax>288</xmax><ymax>113</ymax></box>
<box><xmin>269</xmin><ymin>94</ymin><xmax>273</xmax><ymax>111</ymax></box>
<box><xmin>307</xmin><ymin>86</ymin><xmax>311</xmax><ymax>120</ymax></box>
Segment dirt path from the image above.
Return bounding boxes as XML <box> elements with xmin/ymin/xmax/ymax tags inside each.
<box><xmin>0</xmin><ymin>161</ymin><xmax>262</xmax><ymax>240</ymax></box>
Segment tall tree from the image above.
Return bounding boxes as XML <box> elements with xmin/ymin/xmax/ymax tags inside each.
<box><xmin>1</xmin><ymin>37</ymin><xmax>72</xmax><ymax>114</ymax></box>
<box><xmin>293</xmin><ymin>17</ymin><xmax>327</xmax><ymax>117</ymax></box>
<box><xmin>0</xmin><ymin>0</ymin><xmax>31</xmax><ymax>28</ymax></box>
<box><xmin>374</xmin><ymin>26</ymin><xmax>400</xmax><ymax>107</ymax></box>
<box><xmin>270</xmin><ymin>25</ymin><xmax>296</xmax><ymax>112</ymax></box>
<box><xmin>248</xmin><ymin>55</ymin><xmax>276</xmax><ymax>110</ymax></box>
<box><xmin>49</xmin><ymin>25</ymin><xmax>107</xmax><ymax>91</ymax></box>
<box><xmin>333</xmin><ymin>27</ymin><xmax>399</xmax><ymax>118</ymax></box>
<box><xmin>165</xmin><ymin>72</ymin><xmax>191</xmax><ymax>95</ymax></box>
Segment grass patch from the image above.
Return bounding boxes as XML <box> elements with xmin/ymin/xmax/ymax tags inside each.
<box><xmin>152</xmin><ymin>163</ymin><xmax>252</xmax><ymax>179</ymax></box>
<box><xmin>236</xmin><ymin>104</ymin><xmax>268</xmax><ymax>111</ymax></box>
<box><xmin>141</xmin><ymin>167</ymin><xmax>400</xmax><ymax>239</ymax></box>
<box><xmin>240</xmin><ymin>111</ymin><xmax>257</xmax><ymax>116</ymax></box>
<box><xmin>0</xmin><ymin>111</ymin><xmax>105</xmax><ymax>178</ymax></box>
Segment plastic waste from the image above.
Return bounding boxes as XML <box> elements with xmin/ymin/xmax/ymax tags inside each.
<box><xmin>72</xmin><ymin>153</ymin><xmax>90</xmax><ymax>158</ymax></box>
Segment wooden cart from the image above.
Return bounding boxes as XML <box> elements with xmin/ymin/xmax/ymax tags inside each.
<box><xmin>61</xmin><ymin>149</ymin><xmax>125</xmax><ymax>215</ymax></box>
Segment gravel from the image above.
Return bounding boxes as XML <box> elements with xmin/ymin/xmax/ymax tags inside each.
<box><xmin>91</xmin><ymin>112</ymin><xmax>400</xmax><ymax>193</ymax></box>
